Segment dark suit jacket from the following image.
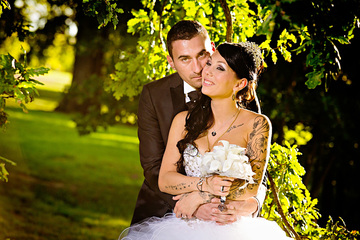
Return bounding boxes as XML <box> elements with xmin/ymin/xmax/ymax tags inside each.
<box><xmin>131</xmin><ymin>73</ymin><xmax>187</xmax><ymax>225</ymax></box>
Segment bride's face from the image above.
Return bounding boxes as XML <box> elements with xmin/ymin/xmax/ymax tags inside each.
<box><xmin>201</xmin><ymin>51</ymin><xmax>241</xmax><ymax>99</ymax></box>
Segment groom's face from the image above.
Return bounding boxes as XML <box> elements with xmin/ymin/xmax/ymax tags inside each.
<box><xmin>167</xmin><ymin>34</ymin><xmax>212</xmax><ymax>89</ymax></box>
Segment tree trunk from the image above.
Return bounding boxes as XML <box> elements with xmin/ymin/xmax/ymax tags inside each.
<box><xmin>56</xmin><ymin>4</ymin><xmax>108</xmax><ymax>113</ymax></box>
<box><xmin>219</xmin><ymin>0</ymin><xmax>233</xmax><ymax>42</ymax></box>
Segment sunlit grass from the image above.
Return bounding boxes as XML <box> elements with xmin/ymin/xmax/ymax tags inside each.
<box><xmin>0</xmin><ymin>108</ymin><xmax>142</xmax><ymax>239</ymax></box>
<box><xmin>91</xmin><ymin>132</ymin><xmax>139</xmax><ymax>145</ymax></box>
<box><xmin>35</xmin><ymin>70</ymin><xmax>72</xmax><ymax>92</ymax></box>
<box><xmin>0</xmin><ymin>70</ymin><xmax>142</xmax><ymax>239</ymax></box>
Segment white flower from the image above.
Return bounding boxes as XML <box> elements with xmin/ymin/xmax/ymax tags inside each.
<box><xmin>219</xmin><ymin>140</ymin><xmax>230</xmax><ymax>150</ymax></box>
<box><xmin>199</xmin><ymin>140</ymin><xmax>255</xmax><ymax>188</ymax></box>
<box><xmin>202</xmin><ymin>154</ymin><xmax>213</xmax><ymax>165</ymax></box>
<box><xmin>209</xmin><ymin>160</ymin><xmax>221</xmax><ymax>172</ymax></box>
<box><xmin>222</xmin><ymin>159</ymin><xmax>234</xmax><ymax>172</ymax></box>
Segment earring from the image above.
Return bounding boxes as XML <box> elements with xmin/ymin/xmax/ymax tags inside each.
<box><xmin>232</xmin><ymin>92</ymin><xmax>235</xmax><ymax>101</ymax></box>
<box><xmin>235</xmin><ymin>96</ymin><xmax>242</xmax><ymax>109</ymax></box>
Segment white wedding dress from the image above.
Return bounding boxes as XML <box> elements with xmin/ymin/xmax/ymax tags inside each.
<box><xmin>120</xmin><ymin>145</ymin><xmax>292</xmax><ymax>240</ymax></box>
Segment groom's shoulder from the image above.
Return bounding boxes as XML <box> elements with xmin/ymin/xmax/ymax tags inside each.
<box><xmin>144</xmin><ymin>72</ymin><xmax>181</xmax><ymax>91</ymax></box>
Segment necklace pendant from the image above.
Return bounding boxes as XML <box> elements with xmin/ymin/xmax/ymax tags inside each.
<box><xmin>211</xmin><ymin>131</ymin><xmax>216</xmax><ymax>136</ymax></box>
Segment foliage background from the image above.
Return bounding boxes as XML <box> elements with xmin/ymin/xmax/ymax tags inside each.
<box><xmin>1</xmin><ymin>0</ymin><xmax>360</xmax><ymax>239</ymax></box>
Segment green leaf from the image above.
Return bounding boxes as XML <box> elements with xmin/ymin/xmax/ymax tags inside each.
<box><xmin>17</xmin><ymin>82</ymin><xmax>35</xmax><ymax>88</ymax></box>
<box><xmin>271</xmin><ymin>49</ymin><xmax>278</xmax><ymax>64</ymax></box>
<box><xmin>0</xmin><ymin>156</ymin><xmax>16</xmax><ymax>182</ymax></box>
<box><xmin>0</xmin><ymin>155</ymin><xmax>16</xmax><ymax>166</ymax></box>
<box><xmin>0</xmin><ymin>163</ymin><xmax>9</xmax><ymax>182</ymax></box>
<box><xmin>27</xmin><ymin>67</ymin><xmax>50</xmax><ymax>77</ymax></box>
<box><xmin>305</xmin><ymin>69</ymin><xmax>324</xmax><ymax>89</ymax></box>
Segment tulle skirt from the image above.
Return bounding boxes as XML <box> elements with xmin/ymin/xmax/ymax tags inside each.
<box><xmin>120</xmin><ymin>213</ymin><xmax>292</xmax><ymax>240</ymax></box>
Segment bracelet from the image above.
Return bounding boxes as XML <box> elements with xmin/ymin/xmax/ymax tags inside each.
<box><xmin>197</xmin><ymin>177</ymin><xmax>205</xmax><ymax>192</ymax></box>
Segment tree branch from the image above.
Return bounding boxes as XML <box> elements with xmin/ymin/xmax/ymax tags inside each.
<box><xmin>267</xmin><ymin>170</ymin><xmax>302</xmax><ymax>240</ymax></box>
<box><xmin>219</xmin><ymin>0</ymin><xmax>233</xmax><ymax>42</ymax></box>
<box><xmin>158</xmin><ymin>0</ymin><xmax>168</xmax><ymax>50</ymax></box>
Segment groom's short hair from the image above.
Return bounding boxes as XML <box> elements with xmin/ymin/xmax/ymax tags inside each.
<box><xmin>166</xmin><ymin>20</ymin><xmax>209</xmax><ymax>58</ymax></box>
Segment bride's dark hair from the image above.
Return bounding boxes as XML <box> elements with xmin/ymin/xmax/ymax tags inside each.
<box><xmin>176</xmin><ymin>42</ymin><xmax>264</xmax><ymax>171</ymax></box>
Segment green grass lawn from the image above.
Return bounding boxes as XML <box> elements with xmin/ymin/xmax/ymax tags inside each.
<box><xmin>0</xmin><ymin>71</ymin><xmax>143</xmax><ymax>240</ymax></box>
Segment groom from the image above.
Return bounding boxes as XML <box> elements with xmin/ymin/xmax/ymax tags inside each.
<box><xmin>131</xmin><ymin>20</ymin><xmax>266</xmax><ymax>225</ymax></box>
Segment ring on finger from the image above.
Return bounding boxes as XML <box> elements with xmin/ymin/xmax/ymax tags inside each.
<box><xmin>220</xmin><ymin>186</ymin><xmax>225</xmax><ymax>192</ymax></box>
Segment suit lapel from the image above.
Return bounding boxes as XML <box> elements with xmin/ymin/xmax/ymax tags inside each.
<box><xmin>170</xmin><ymin>73</ymin><xmax>186</xmax><ymax>117</ymax></box>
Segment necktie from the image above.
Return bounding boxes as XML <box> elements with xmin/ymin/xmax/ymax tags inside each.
<box><xmin>188</xmin><ymin>90</ymin><xmax>200</xmax><ymax>103</ymax></box>
<box><xmin>186</xmin><ymin>90</ymin><xmax>200</xmax><ymax>109</ymax></box>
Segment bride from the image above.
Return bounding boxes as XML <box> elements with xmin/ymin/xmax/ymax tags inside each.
<box><xmin>121</xmin><ymin>42</ymin><xmax>292</xmax><ymax>239</ymax></box>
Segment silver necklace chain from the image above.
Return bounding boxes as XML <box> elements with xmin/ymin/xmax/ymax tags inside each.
<box><xmin>210</xmin><ymin>110</ymin><xmax>240</xmax><ymax>137</ymax></box>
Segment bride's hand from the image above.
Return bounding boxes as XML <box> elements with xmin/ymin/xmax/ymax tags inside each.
<box><xmin>173</xmin><ymin>191</ymin><xmax>212</xmax><ymax>219</ymax></box>
<box><xmin>204</xmin><ymin>176</ymin><xmax>234</xmax><ymax>197</ymax></box>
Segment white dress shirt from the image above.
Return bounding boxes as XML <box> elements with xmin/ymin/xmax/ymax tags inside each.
<box><xmin>183</xmin><ymin>81</ymin><xmax>197</xmax><ymax>103</ymax></box>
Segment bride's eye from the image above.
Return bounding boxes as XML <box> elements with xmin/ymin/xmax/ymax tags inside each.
<box><xmin>217</xmin><ymin>65</ymin><xmax>225</xmax><ymax>71</ymax></box>
<box><xmin>206</xmin><ymin>60</ymin><xmax>211</xmax><ymax>66</ymax></box>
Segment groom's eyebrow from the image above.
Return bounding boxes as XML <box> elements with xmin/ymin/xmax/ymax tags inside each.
<box><xmin>198</xmin><ymin>49</ymin><xmax>208</xmax><ymax>56</ymax></box>
<box><xmin>177</xmin><ymin>54</ymin><xmax>190</xmax><ymax>59</ymax></box>
<box><xmin>177</xmin><ymin>49</ymin><xmax>207</xmax><ymax>59</ymax></box>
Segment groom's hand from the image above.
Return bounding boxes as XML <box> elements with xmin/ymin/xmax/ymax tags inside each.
<box><xmin>211</xmin><ymin>197</ymin><xmax>258</xmax><ymax>220</ymax></box>
<box><xmin>193</xmin><ymin>202</ymin><xmax>218</xmax><ymax>221</ymax></box>
<box><xmin>173</xmin><ymin>192</ymin><xmax>205</xmax><ymax>219</ymax></box>
<box><xmin>194</xmin><ymin>198</ymin><xmax>258</xmax><ymax>225</ymax></box>
<box><xmin>194</xmin><ymin>201</ymin><xmax>238</xmax><ymax>225</ymax></box>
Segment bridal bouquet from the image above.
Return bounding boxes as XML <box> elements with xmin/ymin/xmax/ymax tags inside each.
<box><xmin>200</xmin><ymin>140</ymin><xmax>255</xmax><ymax>190</ymax></box>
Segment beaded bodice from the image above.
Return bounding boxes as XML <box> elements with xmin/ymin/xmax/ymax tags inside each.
<box><xmin>183</xmin><ymin>144</ymin><xmax>203</xmax><ymax>177</ymax></box>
